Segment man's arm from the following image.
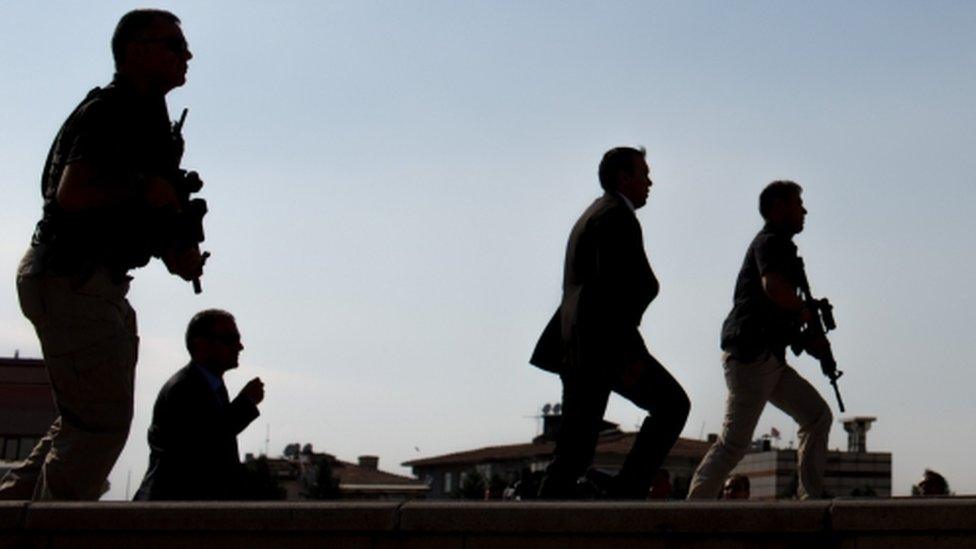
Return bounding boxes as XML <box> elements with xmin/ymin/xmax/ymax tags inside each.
<box><xmin>761</xmin><ymin>272</ymin><xmax>805</xmax><ymax>315</ymax></box>
<box><xmin>58</xmin><ymin>159</ymin><xmax>205</xmax><ymax>280</ymax></box>
<box><xmin>56</xmin><ymin>160</ymin><xmax>181</xmax><ymax>212</ymax></box>
<box><xmin>761</xmin><ymin>272</ymin><xmax>828</xmax><ymax>358</ymax></box>
<box><xmin>224</xmin><ymin>377</ymin><xmax>263</xmax><ymax>436</ymax></box>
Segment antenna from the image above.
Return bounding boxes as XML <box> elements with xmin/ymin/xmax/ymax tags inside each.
<box><xmin>264</xmin><ymin>424</ymin><xmax>270</xmax><ymax>456</ymax></box>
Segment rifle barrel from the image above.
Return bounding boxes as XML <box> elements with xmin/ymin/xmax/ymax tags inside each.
<box><xmin>831</xmin><ymin>379</ymin><xmax>846</xmax><ymax>413</ymax></box>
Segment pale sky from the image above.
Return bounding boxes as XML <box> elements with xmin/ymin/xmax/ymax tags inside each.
<box><xmin>1</xmin><ymin>1</ymin><xmax>973</xmax><ymax>499</ymax></box>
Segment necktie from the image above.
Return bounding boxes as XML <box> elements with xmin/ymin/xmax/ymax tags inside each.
<box><xmin>216</xmin><ymin>383</ymin><xmax>230</xmax><ymax>407</ymax></box>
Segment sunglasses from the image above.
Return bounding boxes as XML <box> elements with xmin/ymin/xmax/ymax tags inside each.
<box><xmin>140</xmin><ymin>36</ymin><xmax>189</xmax><ymax>55</ymax></box>
<box><xmin>206</xmin><ymin>332</ymin><xmax>241</xmax><ymax>346</ymax></box>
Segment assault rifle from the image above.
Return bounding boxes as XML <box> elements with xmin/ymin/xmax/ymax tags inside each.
<box><xmin>170</xmin><ymin>108</ymin><xmax>210</xmax><ymax>294</ymax></box>
<box><xmin>791</xmin><ymin>257</ymin><xmax>845</xmax><ymax>412</ymax></box>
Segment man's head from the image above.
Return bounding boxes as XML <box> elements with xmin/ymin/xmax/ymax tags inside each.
<box><xmin>186</xmin><ymin>309</ymin><xmax>243</xmax><ymax>373</ymax></box>
<box><xmin>722</xmin><ymin>474</ymin><xmax>750</xmax><ymax>500</ymax></box>
<box><xmin>917</xmin><ymin>469</ymin><xmax>949</xmax><ymax>496</ymax></box>
<box><xmin>759</xmin><ymin>180</ymin><xmax>806</xmax><ymax>234</ymax></box>
<box><xmin>112</xmin><ymin>9</ymin><xmax>191</xmax><ymax>93</ymax></box>
<box><xmin>598</xmin><ymin>147</ymin><xmax>652</xmax><ymax>209</ymax></box>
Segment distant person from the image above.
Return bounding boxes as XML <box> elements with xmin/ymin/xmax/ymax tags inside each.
<box><xmin>0</xmin><ymin>9</ymin><xmax>204</xmax><ymax>501</ymax></box>
<box><xmin>530</xmin><ymin>147</ymin><xmax>690</xmax><ymax>499</ymax></box>
<box><xmin>722</xmin><ymin>474</ymin><xmax>750</xmax><ymax>500</ymax></box>
<box><xmin>134</xmin><ymin>310</ymin><xmax>264</xmax><ymax>500</ymax></box>
<box><xmin>687</xmin><ymin>181</ymin><xmax>833</xmax><ymax>500</ymax></box>
<box><xmin>648</xmin><ymin>469</ymin><xmax>672</xmax><ymax>500</ymax></box>
<box><xmin>914</xmin><ymin>469</ymin><xmax>949</xmax><ymax>497</ymax></box>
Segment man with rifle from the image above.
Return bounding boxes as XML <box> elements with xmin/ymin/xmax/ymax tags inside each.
<box><xmin>0</xmin><ymin>9</ymin><xmax>207</xmax><ymax>500</ymax></box>
<box><xmin>687</xmin><ymin>180</ymin><xmax>837</xmax><ymax>500</ymax></box>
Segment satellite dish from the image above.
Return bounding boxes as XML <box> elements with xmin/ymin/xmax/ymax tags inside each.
<box><xmin>552</xmin><ymin>403</ymin><xmax>562</xmax><ymax>415</ymax></box>
<box><xmin>542</xmin><ymin>403</ymin><xmax>552</xmax><ymax>415</ymax></box>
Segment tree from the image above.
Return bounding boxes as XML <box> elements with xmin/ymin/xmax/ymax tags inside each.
<box><xmin>454</xmin><ymin>469</ymin><xmax>487</xmax><ymax>500</ymax></box>
<box><xmin>242</xmin><ymin>456</ymin><xmax>286</xmax><ymax>500</ymax></box>
<box><xmin>302</xmin><ymin>456</ymin><xmax>341</xmax><ymax>499</ymax></box>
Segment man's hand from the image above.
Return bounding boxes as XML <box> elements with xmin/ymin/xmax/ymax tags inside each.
<box><xmin>240</xmin><ymin>377</ymin><xmax>265</xmax><ymax>405</ymax></box>
<box><xmin>163</xmin><ymin>244</ymin><xmax>205</xmax><ymax>281</ymax></box>
<box><xmin>804</xmin><ymin>333</ymin><xmax>832</xmax><ymax>361</ymax></box>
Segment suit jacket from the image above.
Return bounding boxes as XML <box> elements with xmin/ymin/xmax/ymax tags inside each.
<box><xmin>531</xmin><ymin>193</ymin><xmax>659</xmax><ymax>376</ymax></box>
<box><xmin>134</xmin><ymin>363</ymin><xmax>260</xmax><ymax>500</ymax></box>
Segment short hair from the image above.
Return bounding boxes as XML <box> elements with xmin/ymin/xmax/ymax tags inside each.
<box><xmin>724</xmin><ymin>474</ymin><xmax>750</xmax><ymax>492</ymax></box>
<box><xmin>598</xmin><ymin>147</ymin><xmax>646</xmax><ymax>191</ymax></box>
<box><xmin>921</xmin><ymin>469</ymin><xmax>949</xmax><ymax>495</ymax></box>
<box><xmin>758</xmin><ymin>180</ymin><xmax>802</xmax><ymax>219</ymax></box>
<box><xmin>112</xmin><ymin>9</ymin><xmax>181</xmax><ymax>68</ymax></box>
<box><xmin>185</xmin><ymin>309</ymin><xmax>234</xmax><ymax>352</ymax></box>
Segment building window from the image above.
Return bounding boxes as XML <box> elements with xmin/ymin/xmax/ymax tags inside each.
<box><xmin>3</xmin><ymin>438</ymin><xmax>18</xmax><ymax>461</ymax></box>
<box><xmin>0</xmin><ymin>437</ymin><xmax>39</xmax><ymax>462</ymax></box>
<box><xmin>18</xmin><ymin>438</ymin><xmax>37</xmax><ymax>460</ymax></box>
<box><xmin>444</xmin><ymin>472</ymin><xmax>453</xmax><ymax>494</ymax></box>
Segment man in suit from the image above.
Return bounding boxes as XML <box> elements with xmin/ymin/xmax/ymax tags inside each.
<box><xmin>531</xmin><ymin>147</ymin><xmax>690</xmax><ymax>499</ymax></box>
<box><xmin>135</xmin><ymin>309</ymin><xmax>264</xmax><ymax>500</ymax></box>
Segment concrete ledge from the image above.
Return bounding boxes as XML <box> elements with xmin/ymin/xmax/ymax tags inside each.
<box><xmin>25</xmin><ymin>501</ymin><xmax>399</xmax><ymax>532</ymax></box>
<box><xmin>399</xmin><ymin>501</ymin><xmax>830</xmax><ymax>534</ymax></box>
<box><xmin>831</xmin><ymin>498</ymin><xmax>976</xmax><ymax>532</ymax></box>
<box><xmin>0</xmin><ymin>502</ymin><xmax>27</xmax><ymax>530</ymax></box>
<box><xmin>1</xmin><ymin>499</ymin><xmax>975</xmax><ymax>549</ymax></box>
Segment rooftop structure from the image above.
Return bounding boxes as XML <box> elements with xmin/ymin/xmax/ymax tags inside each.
<box><xmin>0</xmin><ymin>355</ymin><xmax>54</xmax><ymax>474</ymax></box>
<box><xmin>248</xmin><ymin>445</ymin><xmax>428</xmax><ymax>500</ymax></box>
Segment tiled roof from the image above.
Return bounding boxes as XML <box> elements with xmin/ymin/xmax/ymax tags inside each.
<box><xmin>332</xmin><ymin>460</ymin><xmax>426</xmax><ymax>487</ymax></box>
<box><xmin>263</xmin><ymin>456</ymin><xmax>427</xmax><ymax>487</ymax></box>
<box><xmin>403</xmin><ymin>434</ymin><xmax>712</xmax><ymax>467</ymax></box>
<box><xmin>0</xmin><ymin>357</ymin><xmax>44</xmax><ymax>368</ymax></box>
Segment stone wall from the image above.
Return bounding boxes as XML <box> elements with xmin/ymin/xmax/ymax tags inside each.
<box><xmin>1</xmin><ymin>498</ymin><xmax>974</xmax><ymax>548</ymax></box>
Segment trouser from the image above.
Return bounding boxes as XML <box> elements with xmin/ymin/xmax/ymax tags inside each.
<box><xmin>687</xmin><ymin>351</ymin><xmax>832</xmax><ymax>500</ymax></box>
<box><xmin>0</xmin><ymin>250</ymin><xmax>138</xmax><ymax>500</ymax></box>
<box><xmin>543</xmin><ymin>349</ymin><xmax>690</xmax><ymax>499</ymax></box>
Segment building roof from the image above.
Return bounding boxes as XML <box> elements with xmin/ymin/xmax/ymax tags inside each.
<box><xmin>403</xmin><ymin>433</ymin><xmax>712</xmax><ymax>468</ymax></box>
<box><xmin>261</xmin><ymin>455</ymin><xmax>427</xmax><ymax>489</ymax></box>
<box><xmin>0</xmin><ymin>356</ymin><xmax>44</xmax><ymax>367</ymax></box>
<box><xmin>331</xmin><ymin>459</ymin><xmax>426</xmax><ymax>487</ymax></box>
<box><xmin>0</xmin><ymin>356</ymin><xmax>47</xmax><ymax>384</ymax></box>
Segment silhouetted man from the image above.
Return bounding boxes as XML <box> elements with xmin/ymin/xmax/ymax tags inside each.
<box><xmin>0</xmin><ymin>9</ymin><xmax>203</xmax><ymax>500</ymax></box>
<box><xmin>531</xmin><ymin>147</ymin><xmax>690</xmax><ymax>499</ymax></box>
<box><xmin>915</xmin><ymin>469</ymin><xmax>949</xmax><ymax>497</ymax></box>
<box><xmin>722</xmin><ymin>474</ymin><xmax>750</xmax><ymax>500</ymax></box>
<box><xmin>135</xmin><ymin>309</ymin><xmax>264</xmax><ymax>500</ymax></box>
<box><xmin>687</xmin><ymin>181</ymin><xmax>832</xmax><ymax>500</ymax></box>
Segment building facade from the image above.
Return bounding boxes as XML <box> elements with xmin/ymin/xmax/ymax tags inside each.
<box><xmin>0</xmin><ymin>355</ymin><xmax>56</xmax><ymax>477</ymax></box>
<box><xmin>730</xmin><ymin>417</ymin><xmax>891</xmax><ymax>499</ymax></box>
<box><xmin>246</xmin><ymin>445</ymin><xmax>428</xmax><ymax>500</ymax></box>
<box><xmin>404</xmin><ymin>412</ymin><xmax>711</xmax><ymax>500</ymax></box>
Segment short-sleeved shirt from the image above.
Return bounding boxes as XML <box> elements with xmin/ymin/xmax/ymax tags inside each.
<box><xmin>720</xmin><ymin>224</ymin><xmax>800</xmax><ymax>361</ymax></box>
<box><xmin>31</xmin><ymin>76</ymin><xmax>180</xmax><ymax>280</ymax></box>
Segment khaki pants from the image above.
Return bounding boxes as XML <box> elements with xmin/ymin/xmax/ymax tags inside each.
<box><xmin>687</xmin><ymin>351</ymin><xmax>832</xmax><ymax>500</ymax></box>
<box><xmin>0</xmin><ymin>249</ymin><xmax>138</xmax><ymax>500</ymax></box>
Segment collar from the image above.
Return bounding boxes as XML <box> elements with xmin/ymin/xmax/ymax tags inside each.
<box><xmin>108</xmin><ymin>74</ymin><xmax>169</xmax><ymax>112</ymax></box>
<box><xmin>192</xmin><ymin>361</ymin><xmax>225</xmax><ymax>394</ymax></box>
<box><xmin>761</xmin><ymin>222</ymin><xmax>795</xmax><ymax>239</ymax></box>
<box><xmin>614</xmin><ymin>192</ymin><xmax>636</xmax><ymax>212</ymax></box>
